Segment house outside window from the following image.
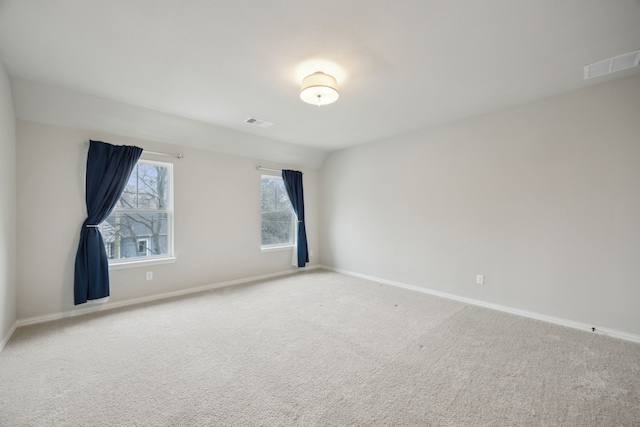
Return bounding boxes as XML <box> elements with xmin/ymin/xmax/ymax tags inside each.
<box><xmin>100</xmin><ymin>160</ymin><xmax>174</xmax><ymax>264</ymax></box>
<box><xmin>261</xmin><ymin>175</ymin><xmax>294</xmax><ymax>249</ymax></box>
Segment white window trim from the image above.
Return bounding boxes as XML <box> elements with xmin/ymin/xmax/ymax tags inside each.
<box><xmin>103</xmin><ymin>159</ymin><xmax>175</xmax><ymax>269</ymax></box>
<box><xmin>109</xmin><ymin>256</ymin><xmax>177</xmax><ymax>270</ymax></box>
<box><xmin>261</xmin><ymin>244</ymin><xmax>294</xmax><ymax>253</ymax></box>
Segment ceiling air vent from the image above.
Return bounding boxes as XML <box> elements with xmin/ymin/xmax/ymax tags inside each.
<box><xmin>244</xmin><ymin>117</ymin><xmax>273</xmax><ymax>128</ymax></box>
<box><xmin>584</xmin><ymin>50</ymin><xmax>640</xmax><ymax>79</ymax></box>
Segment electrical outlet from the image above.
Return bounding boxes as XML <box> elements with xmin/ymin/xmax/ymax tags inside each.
<box><xmin>476</xmin><ymin>274</ymin><xmax>484</xmax><ymax>285</ymax></box>
<box><xmin>309</xmin><ymin>250</ymin><xmax>314</xmax><ymax>257</ymax></box>
<box><xmin>146</xmin><ymin>271</ymin><xmax>153</xmax><ymax>280</ymax></box>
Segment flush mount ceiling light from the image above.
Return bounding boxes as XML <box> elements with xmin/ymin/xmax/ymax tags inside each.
<box><xmin>300</xmin><ymin>71</ymin><xmax>339</xmax><ymax>106</ymax></box>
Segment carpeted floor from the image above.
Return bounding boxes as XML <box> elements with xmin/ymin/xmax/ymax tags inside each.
<box><xmin>1</xmin><ymin>270</ymin><xmax>639</xmax><ymax>426</ymax></box>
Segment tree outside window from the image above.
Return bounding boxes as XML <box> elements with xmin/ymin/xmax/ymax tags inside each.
<box><xmin>261</xmin><ymin>175</ymin><xmax>294</xmax><ymax>248</ymax></box>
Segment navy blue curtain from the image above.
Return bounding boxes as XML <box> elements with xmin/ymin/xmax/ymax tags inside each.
<box><xmin>282</xmin><ymin>170</ymin><xmax>309</xmax><ymax>268</ymax></box>
<box><xmin>74</xmin><ymin>140</ymin><xmax>143</xmax><ymax>305</ymax></box>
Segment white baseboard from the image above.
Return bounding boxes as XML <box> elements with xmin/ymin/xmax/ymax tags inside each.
<box><xmin>0</xmin><ymin>322</ymin><xmax>17</xmax><ymax>353</ymax></box>
<box><xmin>16</xmin><ymin>265</ymin><xmax>320</xmax><ymax>328</ymax></box>
<box><xmin>321</xmin><ymin>265</ymin><xmax>640</xmax><ymax>344</ymax></box>
<box><xmin>13</xmin><ymin>264</ymin><xmax>639</xmax><ymax>345</ymax></box>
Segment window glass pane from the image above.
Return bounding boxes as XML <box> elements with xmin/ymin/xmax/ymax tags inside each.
<box><xmin>261</xmin><ymin>178</ymin><xmax>275</xmax><ymax>211</ymax></box>
<box><xmin>275</xmin><ymin>182</ymin><xmax>290</xmax><ymax>211</ymax></box>
<box><xmin>261</xmin><ymin>211</ymin><xmax>293</xmax><ymax>245</ymax></box>
<box><xmin>117</xmin><ymin>163</ymin><xmax>169</xmax><ymax>210</ymax></box>
<box><xmin>103</xmin><ymin>212</ymin><xmax>169</xmax><ymax>259</ymax></box>
<box><xmin>101</xmin><ymin>159</ymin><xmax>173</xmax><ymax>263</ymax></box>
<box><xmin>261</xmin><ymin>176</ymin><xmax>294</xmax><ymax>247</ymax></box>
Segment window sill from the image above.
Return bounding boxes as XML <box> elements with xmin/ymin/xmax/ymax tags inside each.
<box><xmin>261</xmin><ymin>245</ymin><xmax>294</xmax><ymax>253</ymax></box>
<box><xmin>108</xmin><ymin>257</ymin><xmax>177</xmax><ymax>270</ymax></box>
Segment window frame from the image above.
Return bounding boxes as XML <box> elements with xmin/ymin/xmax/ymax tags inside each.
<box><xmin>100</xmin><ymin>158</ymin><xmax>176</xmax><ymax>269</ymax></box>
<box><xmin>260</xmin><ymin>174</ymin><xmax>295</xmax><ymax>251</ymax></box>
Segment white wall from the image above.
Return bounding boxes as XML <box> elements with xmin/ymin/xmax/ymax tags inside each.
<box><xmin>320</xmin><ymin>73</ymin><xmax>640</xmax><ymax>336</ymax></box>
<box><xmin>11</xmin><ymin>78</ymin><xmax>328</xmax><ymax>169</ymax></box>
<box><xmin>16</xmin><ymin>121</ymin><xmax>319</xmax><ymax>320</ymax></box>
<box><xmin>0</xmin><ymin>61</ymin><xmax>17</xmax><ymax>345</ymax></box>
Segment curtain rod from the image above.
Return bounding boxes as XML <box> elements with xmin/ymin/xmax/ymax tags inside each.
<box><xmin>256</xmin><ymin>166</ymin><xmax>281</xmax><ymax>173</ymax></box>
<box><xmin>84</xmin><ymin>141</ymin><xmax>183</xmax><ymax>159</ymax></box>
<box><xmin>143</xmin><ymin>150</ymin><xmax>184</xmax><ymax>159</ymax></box>
<box><xmin>256</xmin><ymin>166</ymin><xmax>303</xmax><ymax>175</ymax></box>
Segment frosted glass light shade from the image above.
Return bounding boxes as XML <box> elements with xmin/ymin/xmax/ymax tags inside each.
<box><xmin>300</xmin><ymin>71</ymin><xmax>339</xmax><ymax>106</ymax></box>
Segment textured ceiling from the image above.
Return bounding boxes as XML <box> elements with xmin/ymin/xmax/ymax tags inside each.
<box><xmin>1</xmin><ymin>0</ymin><xmax>639</xmax><ymax>152</ymax></box>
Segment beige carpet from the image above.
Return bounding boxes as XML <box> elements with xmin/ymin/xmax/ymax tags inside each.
<box><xmin>1</xmin><ymin>270</ymin><xmax>638</xmax><ymax>426</ymax></box>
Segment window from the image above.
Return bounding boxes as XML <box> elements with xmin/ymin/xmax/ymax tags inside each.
<box><xmin>100</xmin><ymin>160</ymin><xmax>174</xmax><ymax>264</ymax></box>
<box><xmin>106</xmin><ymin>242</ymin><xmax>115</xmax><ymax>259</ymax></box>
<box><xmin>261</xmin><ymin>175</ymin><xmax>294</xmax><ymax>249</ymax></box>
<box><xmin>137</xmin><ymin>239</ymin><xmax>150</xmax><ymax>256</ymax></box>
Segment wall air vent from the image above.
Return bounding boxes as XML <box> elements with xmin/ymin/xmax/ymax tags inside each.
<box><xmin>244</xmin><ymin>117</ymin><xmax>273</xmax><ymax>128</ymax></box>
<box><xmin>584</xmin><ymin>50</ymin><xmax>640</xmax><ymax>79</ymax></box>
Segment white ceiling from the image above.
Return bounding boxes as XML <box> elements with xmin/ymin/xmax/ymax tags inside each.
<box><xmin>1</xmin><ymin>0</ymin><xmax>639</xmax><ymax>153</ymax></box>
